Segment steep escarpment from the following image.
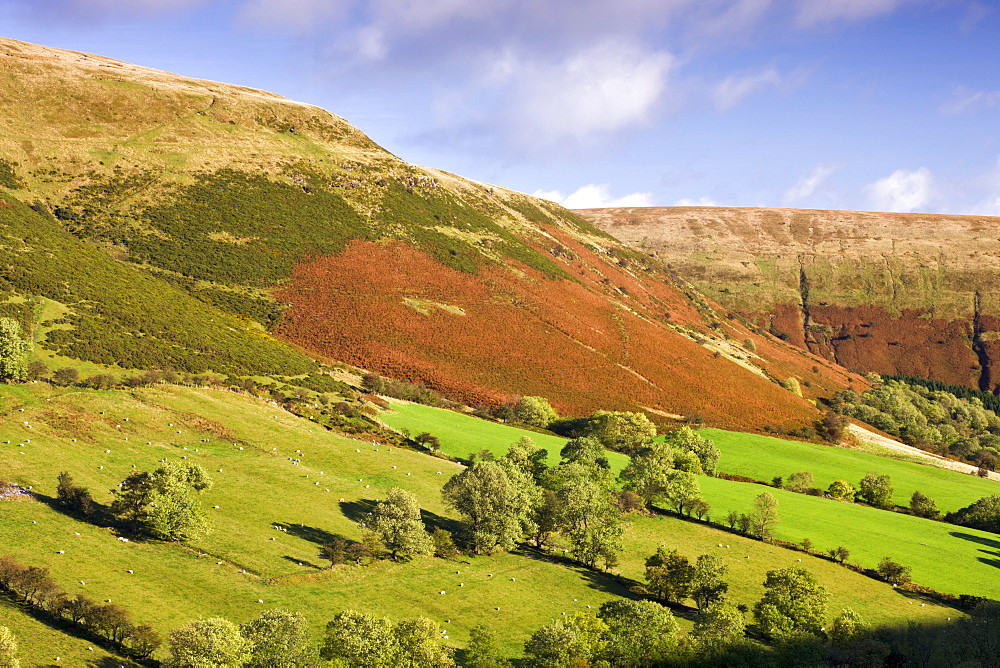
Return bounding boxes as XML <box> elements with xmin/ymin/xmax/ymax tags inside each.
<box><xmin>0</xmin><ymin>38</ymin><xmax>864</xmax><ymax>429</ymax></box>
<box><xmin>579</xmin><ymin>206</ymin><xmax>1000</xmax><ymax>391</ymax></box>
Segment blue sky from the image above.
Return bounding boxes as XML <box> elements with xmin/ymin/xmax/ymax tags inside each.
<box><xmin>1</xmin><ymin>0</ymin><xmax>998</xmax><ymax>214</ymax></box>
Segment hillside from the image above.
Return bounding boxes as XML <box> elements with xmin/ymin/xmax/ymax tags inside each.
<box><xmin>578</xmin><ymin>206</ymin><xmax>1000</xmax><ymax>392</ymax></box>
<box><xmin>0</xmin><ymin>382</ymin><xmax>966</xmax><ymax>664</ymax></box>
<box><xmin>0</xmin><ymin>37</ymin><xmax>866</xmax><ymax>431</ymax></box>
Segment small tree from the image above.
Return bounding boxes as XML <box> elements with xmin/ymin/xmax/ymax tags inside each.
<box><xmin>394</xmin><ymin>617</ymin><xmax>454</xmax><ymax>667</ymax></box>
<box><xmin>598</xmin><ymin>600</ymin><xmax>679</xmax><ymax>666</ymax></box>
<box><xmin>753</xmin><ymin>567</ymin><xmax>829</xmax><ymax>639</ymax></box>
<box><xmin>909</xmin><ymin>491</ymin><xmax>939</xmax><ymax>519</ymax></box>
<box><xmin>0</xmin><ymin>625</ymin><xmax>19</xmax><ymax>668</ymax></box>
<box><xmin>645</xmin><ymin>548</ymin><xmax>693</xmax><ymax>604</ymax></box>
<box><xmin>431</xmin><ymin>528</ymin><xmax>457</xmax><ymax>559</ymax></box>
<box><xmin>857</xmin><ymin>472</ymin><xmax>893</xmax><ymax>509</ymax></box>
<box><xmin>321</xmin><ymin>537</ymin><xmax>348</xmax><ymax>568</ymax></box>
<box><xmin>465</xmin><ymin>624</ymin><xmax>508</xmax><ymax>668</ymax></box>
<box><xmin>876</xmin><ymin>557</ymin><xmax>911</xmax><ymax>585</ymax></box>
<box><xmin>829</xmin><ymin>608</ymin><xmax>868</xmax><ymax>646</ymax></box>
<box><xmin>784</xmin><ymin>471</ymin><xmax>815</xmax><ymax>494</ymax></box>
<box><xmin>240</xmin><ymin>609</ymin><xmax>313</xmax><ymax>668</ymax></box>
<box><xmin>321</xmin><ymin>610</ymin><xmax>398</xmax><ymax>666</ymax></box>
<box><xmin>749</xmin><ymin>492</ymin><xmax>780</xmax><ymax>541</ymax></box>
<box><xmin>691</xmin><ymin>553</ymin><xmax>729</xmax><ymax>612</ymax></box>
<box><xmin>0</xmin><ymin>318</ymin><xmax>29</xmax><ymax>383</ymax></box>
<box><xmin>829</xmin><ymin>546</ymin><xmax>850</xmax><ymax>563</ymax></box>
<box><xmin>372</xmin><ymin>488</ymin><xmax>433</xmax><ymax>561</ymax></box>
<box><xmin>827</xmin><ymin>480</ymin><xmax>856</xmax><ymax>502</ymax></box>
<box><xmin>588</xmin><ymin>410</ymin><xmax>657</xmax><ymax>454</ymax></box>
<box><xmin>168</xmin><ymin>618</ymin><xmax>250</xmax><ymax>667</ymax></box>
<box><xmin>56</xmin><ymin>472</ymin><xmax>94</xmax><ymax>517</ymax></box>
<box><xmin>126</xmin><ymin>624</ymin><xmax>162</xmax><ymax>660</ymax></box>
<box><xmin>692</xmin><ymin>603</ymin><xmax>746</xmax><ymax>645</ymax></box>
<box><xmin>51</xmin><ymin>367</ymin><xmax>79</xmax><ymax>386</ymax></box>
<box><xmin>413</xmin><ymin>432</ymin><xmax>441</xmax><ymax>452</ymax></box>
<box><xmin>513</xmin><ymin>396</ymin><xmax>558</xmax><ymax>428</ymax></box>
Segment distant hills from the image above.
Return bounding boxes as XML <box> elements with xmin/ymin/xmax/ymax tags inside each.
<box><xmin>0</xmin><ymin>38</ymin><xmax>863</xmax><ymax>430</ymax></box>
<box><xmin>581</xmin><ymin>206</ymin><xmax>1000</xmax><ymax>392</ymax></box>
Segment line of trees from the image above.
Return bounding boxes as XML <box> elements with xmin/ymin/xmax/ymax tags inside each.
<box><xmin>0</xmin><ymin>554</ymin><xmax>160</xmax><ymax>659</ymax></box>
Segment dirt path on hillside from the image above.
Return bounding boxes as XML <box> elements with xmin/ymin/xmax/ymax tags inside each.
<box><xmin>848</xmin><ymin>424</ymin><xmax>1000</xmax><ymax>482</ymax></box>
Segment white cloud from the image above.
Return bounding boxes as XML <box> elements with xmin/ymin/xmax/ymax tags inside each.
<box><xmin>941</xmin><ymin>86</ymin><xmax>1000</xmax><ymax>115</ymax></box>
<box><xmin>674</xmin><ymin>196</ymin><xmax>718</xmax><ymax>206</ymax></box>
<box><xmin>783</xmin><ymin>163</ymin><xmax>841</xmax><ymax>204</ymax></box>
<box><xmin>864</xmin><ymin>168</ymin><xmax>933</xmax><ymax>213</ymax></box>
<box><xmin>509</xmin><ymin>40</ymin><xmax>674</xmax><ymax>143</ymax></box>
<box><xmin>712</xmin><ymin>66</ymin><xmax>806</xmax><ymax>111</ymax></box>
<box><xmin>794</xmin><ymin>0</ymin><xmax>920</xmax><ymax>27</ymax></box>
<box><xmin>534</xmin><ymin>184</ymin><xmax>655</xmax><ymax>209</ymax></box>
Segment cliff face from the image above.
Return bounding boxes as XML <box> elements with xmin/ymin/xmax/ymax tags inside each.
<box><xmin>578</xmin><ymin>206</ymin><xmax>1000</xmax><ymax>391</ymax></box>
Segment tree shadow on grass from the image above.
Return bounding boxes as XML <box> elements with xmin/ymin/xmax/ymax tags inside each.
<box><xmin>949</xmin><ymin>531</ymin><xmax>1000</xmax><ymax>550</ymax></box>
<box><xmin>948</xmin><ymin>531</ymin><xmax>1000</xmax><ymax>569</ymax></box>
<box><xmin>31</xmin><ymin>491</ymin><xmax>153</xmax><ymax>543</ymax></box>
<box><xmin>277</xmin><ymin>521</ymin><xmax>340</xmax><ymax>546</ymax></box>
<box><xmin>338</xmin><ymin>498</ymin><xmax>377</xmax><ymax>524</ymax></box>
<box><xmin>419</xmin><ymin>508</ymin><xmax>463</xmax><ymax>535</ymax></box>
<box><xmin>281</xmin><ymin>555</ymin><xmax>324</xmax><ymax>570</ymax></box>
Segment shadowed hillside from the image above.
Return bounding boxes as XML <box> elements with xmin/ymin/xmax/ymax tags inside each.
<box><xmin>0</xmin><ymin>38</ymin><xmax>865</xmax><ymax>430</ymax></box>
<box><xmin>579</xmin><ymin>206</ymin><xmax>1000</xmax><ymax>392</ymax></box>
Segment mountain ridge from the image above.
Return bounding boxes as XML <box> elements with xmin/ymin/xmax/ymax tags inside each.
<box><xmin>578</xmin><ymin>205</ymin><xmax>1000</xmax><ymax>391</ymax></box>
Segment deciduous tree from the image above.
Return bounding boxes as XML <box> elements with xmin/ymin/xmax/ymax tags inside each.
<box><xmin>749</xmin><ymin>492</ymin><xmax>779</xmax><ymax>540</ymax></box>
<box><xmin>597</xmin><ymin>600</ymin><xmax>679</xmax><ymax>667</ymax></box>
<box><xmin>321</xmin><ymin>610</ymin><xmax>397</xmax><ymax>667</ymax></box>
<box><xmin>372</xmin><ymin>488</ymin><xmax>433</xmax><ymax>561</ymax></box>
<box><xmin>240</xmin><ymin>609</ymin><xmax>313</xmax><ymax>668</ymax></box>
<box><xmin>513</xmin><ymin>396</ymin><xmax>558</xmax><ymax>428</ymax></box>
<box><xmin>645</xmin><ymin>548</ymin><xmax>693</xmax><ymax>604</ymax></box>
<box><xmin>752</xmin><ymin>567</ymin><xmax>829</xmax><ymax>639</ymax></box>
<box><xmin>111</xmin><ymin>462</ymin><xmax>213</xmax><ymax>540</ymax></box>
<box><xmin>909</xmin><ymin>491</ymin><xmax>939</xmax><ymax>519</ymax></box>
<box><xmin>857</xmin><ymin>472</ymin><xmax>894</xmax><ymax>509</ymax></box>
<box><xmin>827</xmin><ymin>480</ymin><xmax>856</xmax><ymax>502</ymax></box>
<box><xmin>588</xmin><ymin>410</ymin><xmax>657</xmax><ymax>454</ymax></box>
<box><xmin>168</xmin><ymin>618</ymin><xmax>250</xmax><ymax>668</ymax></box>
<box><xmin>442</xmin><ymin>460</ymin><xmax>538</xmax><ymax>555</ymax></box>
<box><xmin>465</xmin><ymin>624</ymin><xmax>508</xmax><ymax>668</ymax></box>
<box><xmin>691</xmin><ymin>553</ymin><xmax>729</xmax><ymax>612</ymax></box>
<box><xmin>0</xmin><ymin>318</ymin><xmax>29</xmax><ymax>383</ymax></box>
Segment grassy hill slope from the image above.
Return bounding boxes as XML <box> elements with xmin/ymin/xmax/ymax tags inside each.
<box><xmin>1</xmin><ymin>382</ymin><xmax>959</xmax><ymax>664</ymax></box>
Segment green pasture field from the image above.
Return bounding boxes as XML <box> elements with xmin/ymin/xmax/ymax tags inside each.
<box><xmin>699</xmin><ymin>428</ymin><xmax>1000</xmax><ymax>512</ymax></box>
<box><xmin>379</xmin><ymin>403</ymin><xmax>1000</xmax><ymax>601</ymax></box>
<box><xmin>378</xmin><ymin>401</ymin><xmax>630</xmax><ymax>471</ymax></box>
<box><xmin>618</xmin><ymin>515</ymin><xmax>955</xmax><ymax>629</ymax></box>
<box><xmin>0</xmin><ymin>384</ymin><xmax>628</xmax><ymax>662</ymax></box>
<box><xmin>696</xmin><ymin>476</ymin><xmax>1000</xmax><ymax>600</ymax></box>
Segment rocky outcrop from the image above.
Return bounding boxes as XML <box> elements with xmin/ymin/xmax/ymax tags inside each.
<box><xmin>579</xmin><ymin>206</ymin><xmax>1000</xmax><ymax>391</ymax></box>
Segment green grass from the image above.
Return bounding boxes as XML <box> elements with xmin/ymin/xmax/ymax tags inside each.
<box><xmin>696</xmin><ymin>476</ymin><xmax>1000</xmax><ymax>600</ymax></box>
<box><xmin>0</xmin><ymin>596</ymin><xmax>126</xmax><ymax>666</ymax></box>
<box><xmin>700</xmin><ymin>428</ymin><xmax>1000</xmax><ymax>512</ymax></box>
<box><xmin>0</xmin><ymin>384</ymin><xmax>630</xmax><ymax>661</ymax></box>
<box><xmin>378</xmin><ymin>402</ymin><xmax>630</xmax><ymax>471</ymax></box>
<box><xmin>0</xmin><ymin>384</ymin><xmax>984</xmax><ymax>665</ymax></box>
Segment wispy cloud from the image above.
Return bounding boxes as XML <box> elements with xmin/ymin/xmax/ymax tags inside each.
<box><xmin>534</xmin><ymin>184</ymin><xmax>655</xmax><ymax>209</ymax></box>
<box><xmin>783</xmin><ymin>163</ymin><xmax>841</xmax><ymax>204</ymax></box>
<box><xmin>864</xmin><ymin>167</ymin><xmax>933</xmax><ymax>213</ymax></box>
<box><xmin>941</xmin><ymin>86</ymin><xmax>1000</xmax><ymax>114</ymax></box>
<box><xmin>713</xmin><ymin>66</ymin><xmax>807</xmax><ymax>110</ymax></box>
<box><xmin>793</xmin><ymin>0</ymin><xmax>922</xmax><ymax>27</ymax></box>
